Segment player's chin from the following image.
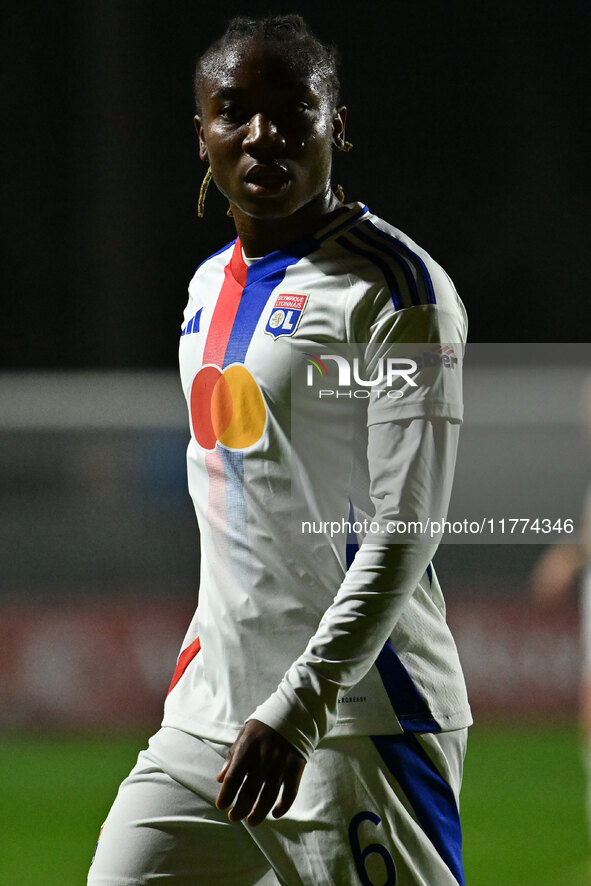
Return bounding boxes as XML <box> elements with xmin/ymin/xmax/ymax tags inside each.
<box><xmin>236</xmin><ymin>184</ymin><xmax>301</xmax><ymax>219</ymax></box>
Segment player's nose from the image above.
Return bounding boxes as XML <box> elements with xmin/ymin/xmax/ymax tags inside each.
<box><xmin>243</xmin><ymin>113</ymin><xmax>286</xmax><ymax>157</ymax></box>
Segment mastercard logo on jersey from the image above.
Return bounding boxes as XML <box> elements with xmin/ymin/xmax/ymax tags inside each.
<box><xmin>190</xmin><ymin>364</ymin><xmax>266</xmax><ymax>451</ymax></box>
<box><xmin>264</xmin><ymin>293</ymin><xmax>309</xmax><ymax>339</ymax></box>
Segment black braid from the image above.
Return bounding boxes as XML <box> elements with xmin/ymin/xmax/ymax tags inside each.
<box><xmin>194</xmin><ymin>14</ymin><xmax>341</xmax><ymax>113</ymax></box>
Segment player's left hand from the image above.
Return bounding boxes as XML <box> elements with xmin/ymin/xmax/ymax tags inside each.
<box><xmin>216</xmin><ymin>718</ymin><xmax>306</xmax><ymax>827</ymax></box>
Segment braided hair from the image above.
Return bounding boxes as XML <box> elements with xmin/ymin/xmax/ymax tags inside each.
<box><xmin>194</xmin><ymin>15</ymin><xmax>351</xmax><ymax>217</ymax></box>
<box><xmin>194</xmin><ymin>14</ymin><xmax>341</xmax><ymax>113</ymax></box>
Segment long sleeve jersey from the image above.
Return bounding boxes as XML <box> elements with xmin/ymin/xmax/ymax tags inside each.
<box><xmin>163</xmin><ymin>203</ymin><xmax>472</xmax><ymax>758</ymax></box>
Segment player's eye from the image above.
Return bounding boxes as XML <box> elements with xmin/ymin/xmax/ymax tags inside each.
<box><xmin>219</xmin><ymin>105</ymin><xmax>243</xmax><ymax>122</ymax></box>
<box><xmin>285</xmin><ymin>102</ymin><xmax>309</xmax><ymax>114</ymax></box>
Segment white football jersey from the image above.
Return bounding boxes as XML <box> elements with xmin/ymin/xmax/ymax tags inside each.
<box><xmin>163</xmin><ymin>203</ymin><xmax>472</xmax><ymax>758</ymax></box>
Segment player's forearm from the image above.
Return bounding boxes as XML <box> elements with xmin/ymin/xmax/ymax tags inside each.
<box><xmin>250</xmin><ymin>539</ymin><xmax>437</xmax><ymax>760</ymax></box>
<box><xmin>251</xmin><ymin>419</ymin><xmax>458</xmax><ymax>759</ymax></box>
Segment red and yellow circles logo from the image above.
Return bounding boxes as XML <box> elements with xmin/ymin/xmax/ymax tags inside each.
<box><xmin>190</xmin><ymin>364</ymin><xmax>266</xmax><ymax>451</ymax></box>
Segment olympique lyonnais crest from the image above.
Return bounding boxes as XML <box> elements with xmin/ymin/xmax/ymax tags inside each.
<box><xmin>264</xmin><ymin>294</ymin><xmax>309</xmax><ymax>339</ymax></box>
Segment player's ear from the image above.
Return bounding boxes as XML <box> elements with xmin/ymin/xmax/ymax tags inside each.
<box><xmin>194</xmin><ymin>116</ymin><xmax>208</xmax><ymax>162</ymax></box>
<box><xmin>332</xmin><ymin>106</ymin><xmax>348</xmax><ymax>151</ymax></box>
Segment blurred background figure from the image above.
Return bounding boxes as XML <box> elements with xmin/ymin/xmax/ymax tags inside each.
<box><xmin>530</xmin><ymin>379</ymin><xmax>591</xmax><ymax>843</ymax></box>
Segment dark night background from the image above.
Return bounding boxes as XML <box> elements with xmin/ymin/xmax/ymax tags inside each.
<box><xmin>2</xmin><ymin>0</ymin><xmax>589</xmax><ymax>369</ymax></box>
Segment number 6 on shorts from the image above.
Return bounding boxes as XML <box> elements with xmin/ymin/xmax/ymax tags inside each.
<box><xmin>348</xmin><ymin>811</ymin><xmax>397</xmax><ymax>886</ymax></box>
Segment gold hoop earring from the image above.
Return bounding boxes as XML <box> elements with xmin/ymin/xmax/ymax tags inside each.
<box><xmin>333</xmin><ymin>183</ymin><xmax>346</xmax><ymax>203</ymax></box>
<box><xmin>197</xmin><ymin>167</ymin><xmax>213</xmax><ymax>218</ymax></box>
<box><xmin>335</xmin><ymin>140</ymin><xmax>354</xmax><ymax>153</ymax></box>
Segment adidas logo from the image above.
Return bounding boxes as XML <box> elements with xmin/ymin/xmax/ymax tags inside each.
<box><xmin>181</xmin><ymin>309</ymin><xmax>202</xmax><ymax>337</ymax></box>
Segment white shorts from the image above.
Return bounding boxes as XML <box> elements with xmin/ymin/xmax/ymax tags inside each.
<box><xmin>88</xmin><ymin>725</ymin><xmax>467</xmax><ymax>886</ymax></box>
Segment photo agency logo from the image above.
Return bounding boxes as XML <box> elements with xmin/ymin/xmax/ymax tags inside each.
<box><xmin>302</xmin><ymin>345</ymin><xmax>459</xmax><ymax>400</ymax></box>
<box><xmin>301</xmin><ymin>345</ymin><xmax>459</xmax><ymax>400</ymax></box>
<box><xmin>303</xmin><ymin>352</ymin><xmax>418</xmax><ymax>400</ymax></box>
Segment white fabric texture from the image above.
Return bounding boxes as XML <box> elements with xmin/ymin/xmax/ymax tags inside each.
<box><xmin>164</xmin><ymin>202</ymin><xmax>471</xmax><ymax>753</ymax></box>
<box><xmin>88</xmin><ymin>725</ymin><xmax>467</xmax><ymax>886</ymax></box>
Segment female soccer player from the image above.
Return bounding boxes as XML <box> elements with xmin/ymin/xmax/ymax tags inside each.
<box><xmin>89</xmin><ymin>15</ymin><xmax>472</xmax><ymax>886</ymax></box>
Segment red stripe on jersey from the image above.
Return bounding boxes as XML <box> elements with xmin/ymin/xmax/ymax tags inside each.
<box><xmin>202</xmin><ymin>241</ymin><xmax>248</xmax><ymax>367</ymax></box>
<box><xmin>205</xmin><ymin>448</ymin><xmax>227</xmax><ymax>530</ymax></box>
<box><xmin>167</xmin><ymin>635</ymin><xmax>201</xmax><ymax>695</ymax></box>
<box><xmin>203</xmin><ymin>448</ymin><xmax>232</xmax><ymax>601</ymax></box>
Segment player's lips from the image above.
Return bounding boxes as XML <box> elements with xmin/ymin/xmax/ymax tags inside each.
<box><xmin>243</xmin><ymin>164</ymin><xmax>290</xmax><ymax>194</ymax></box>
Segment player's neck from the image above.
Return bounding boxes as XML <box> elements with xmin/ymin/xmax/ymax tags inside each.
<box><xmin>231</xmin><ymin>191</ymin><xmax>345</xmax><ymax>259</ymax></box>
